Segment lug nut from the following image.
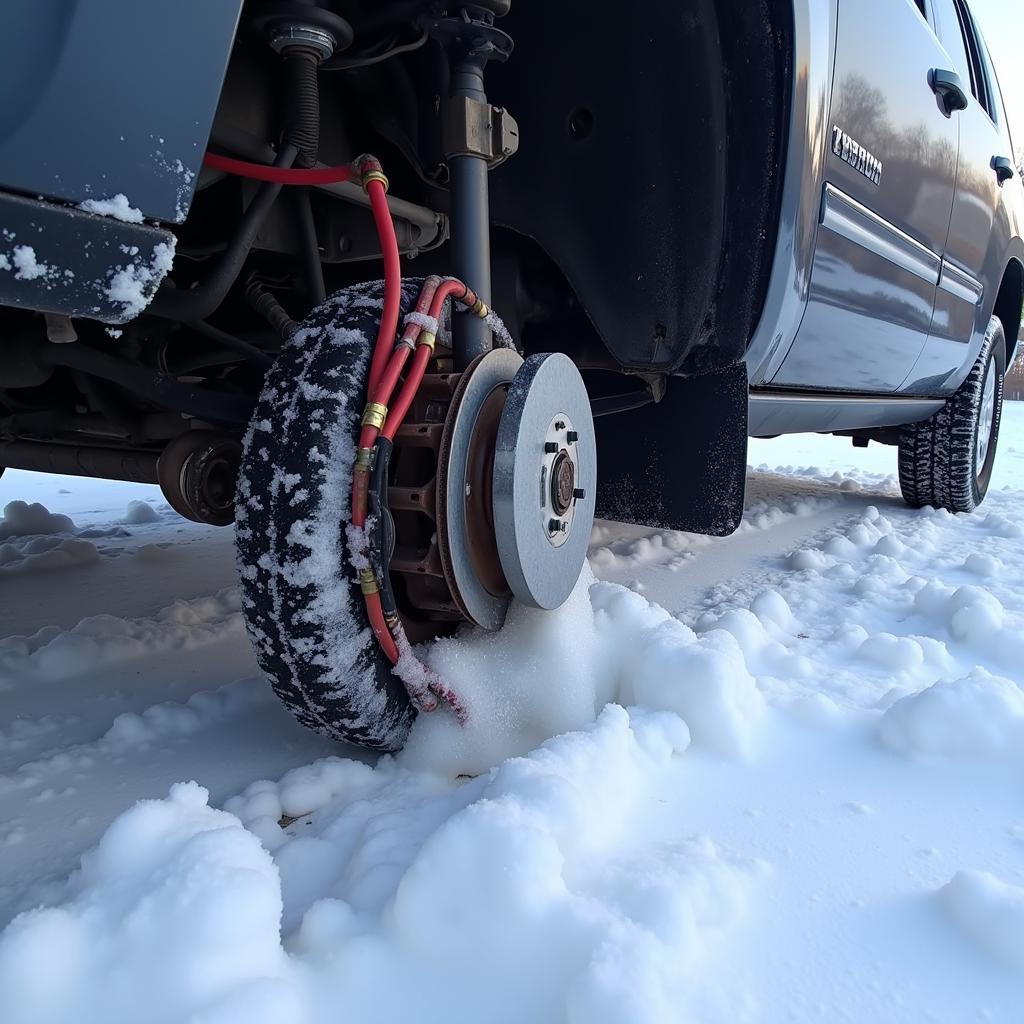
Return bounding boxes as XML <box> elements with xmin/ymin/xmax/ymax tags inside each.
<box><xmin>566</xmin><ymin>430</ymin><xmax>579</xmax><ymax>444</ymax></box>
<box><xmin>548</xmin><ymin>518</ymin><xmax>567</xmax><ymax>533</ymax></box>
<box><xmin>544</xmin><ymin>441</ymin><xmax>558</xmax><ymax>454</ymax></box>
<box><xmin>555</xmin><ymin>420</ymin><xmax>565</xmax><ymax>430</ymax></box>
<box><xmin>573</xmin><ymin>488</ymin><xmax>586</xmax><ymax>500</ymax></box>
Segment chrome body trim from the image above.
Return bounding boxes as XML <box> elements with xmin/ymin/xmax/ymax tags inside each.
<box><xmin>937</xmin><ymin>259</ymin><xmax>985</xmax><ymax>306</ymax></box>
<box><xmin>819</xmin><ymin>183</ymin><xmax>941</xmax><ymax>285</ymax></box>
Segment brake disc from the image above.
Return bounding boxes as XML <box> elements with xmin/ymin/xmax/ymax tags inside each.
<box><xmin>492</xmin><ymin>352</ymin><xmax>597</xmax><ymax>609</ymax></box>
<box><xmin>437</xmin><ymin>348</ymin><xmax>523</xmax><ymax>630</ymax></box>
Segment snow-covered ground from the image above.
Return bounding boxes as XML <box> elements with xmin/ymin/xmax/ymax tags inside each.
<box><xmin>2</xmin><ymin>408</ymin><xmax>1024</xmax><ymax>1023</ymax></box>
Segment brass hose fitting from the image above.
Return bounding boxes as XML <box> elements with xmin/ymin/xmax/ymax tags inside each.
<box><xmin>361</xmin><ymin>402</ymin><xmax>388</xmax><ymax>430</ymax></box>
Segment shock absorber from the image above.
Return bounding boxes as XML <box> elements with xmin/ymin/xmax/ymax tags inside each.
<box><xmin>428</xmin><ymin>4</ymin><xmax>518</xmax><ymax>370</ymax></box>
<box><xmin>252</xmin><ymin>1</ymin><xmax>355</xmax><ymax>166</ymax></box>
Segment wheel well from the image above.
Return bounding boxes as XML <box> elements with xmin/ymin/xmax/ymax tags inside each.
<box><xmin>993</xmin><ymin>258</ymin><xmax>1023</xmax><ymax>370</ymax></box>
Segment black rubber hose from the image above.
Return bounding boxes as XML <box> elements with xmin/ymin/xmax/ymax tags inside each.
<box><xmin>296</xmin><ymin>187</ymin><xmax>326</xmax><ymax>304</ymax></box>
<box><xmin>245</xmin><ymin>279</ymin><xmax>299</xmax><ymax>340</ymax></box>
<box><xmin>281</xmin><ymin>47</ymin><xmax>321</xmax><ymax>168</ymax></box>
<box><xmin>147</xmin><ymin>143</ymin><xmax>300</xmax><ymax>323</ymax></box>
<box><xmin>188</xmin><ymin>320</ymin><xmax>275</xmax><ymax>369</ymax></box>
<box><xmin>38</xmin><ymin>342</ymin><xmax>255</xmax><ymax>425</ymax></box>
<box><xmin>369</xmin><ymin>437</ymin><xmax>399</xmax><ymax>618</ymax></box>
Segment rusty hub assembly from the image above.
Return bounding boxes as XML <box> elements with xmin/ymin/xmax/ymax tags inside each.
<box><xmin>385</xmin><ymin>349</ymin><xmax>595</xmax><ymax>637</ymax></box>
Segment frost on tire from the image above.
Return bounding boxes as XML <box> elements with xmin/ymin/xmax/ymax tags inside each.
<box><xmin>898</xmin><ymin>316</ymin><xmax>1006</xmax><ymax>514</ymax></box>
<box><xmin>235</xmin><ymin>280</ymin><xmax>423</xmax><ymax>751</ymax></box>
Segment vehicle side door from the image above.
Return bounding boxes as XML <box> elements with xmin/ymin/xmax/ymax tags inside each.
<box><xmin>769</xmin><ymin>0</ymin><xmax>959</xmax><ymax>393</ymax></box>
<box><xmin>905</xmin><ymin>0</ymin><xmax>1016</xmax><ymax>390</ymax></box>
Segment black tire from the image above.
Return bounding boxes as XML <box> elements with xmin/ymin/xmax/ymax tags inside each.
<box><xmin>236</xmin><ymin>280</ymin><xmax>421</xmax><ymax>751</ymax></box>
<box><xmin>898</xmin><ymin>316</ymin><xmax>1005</xmax><ymax>513</ymax></box>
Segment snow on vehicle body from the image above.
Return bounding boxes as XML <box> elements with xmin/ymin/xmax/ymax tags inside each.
<box><xmin>0</xmin><ymin>1</ymin><xmax>1021</xmax><ymax>747</ymax></box>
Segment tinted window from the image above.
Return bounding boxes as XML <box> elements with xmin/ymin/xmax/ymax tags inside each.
<box><xmin>930</xmin><ymin>0</ymin><xmax>973</xmax><ymax>90</ymax></box>
<box><xmin>957</xmin><ymin>0</ymin><xmax>997</xmax><ymax>121</ymax></box>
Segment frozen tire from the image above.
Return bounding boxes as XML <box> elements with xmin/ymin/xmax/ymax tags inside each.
<box><xmin>236</xmin><ymin>281</ymin><xmax>420</xmax><ymax>751</ymax></box>
<box><xmin>898</xmin><ymin>315</ymin><xmax>1005</xmax><ymax>513</ymax></box>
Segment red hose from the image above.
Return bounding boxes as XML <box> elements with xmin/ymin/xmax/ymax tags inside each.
<box><xmin>382</xmin><ymin>343</ymin><xmax>433</xmax><ymax>440</ymax></box>
<box><xmin>366</xmin><ymin>590</ymin><xmax>400</xmax><ymax>663</ymax></box>
<box><xmin>202</xmin><ymin>151</ymin><xmax>356</xmax><ymax>185</ymax></box>
<box><xmin>365</xmin><ymin>179</ymin><xmax>402</xmax><ymax>396</ymax></box>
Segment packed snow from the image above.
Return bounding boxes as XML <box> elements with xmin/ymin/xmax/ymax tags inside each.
<box><xmin>2</xmin><ymin>407</ymin><xmax>1024</xmax><ymax>1022</ymax></box>
<box><xmin>77</xmin><ymin>194</ymin><xmax>145</xmax><ymax>224</ymax></box>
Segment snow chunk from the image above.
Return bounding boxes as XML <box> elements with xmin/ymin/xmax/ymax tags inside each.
<box><xmin>78</xmin><ymin>194</ymin><xmax>144</xmax><ymax>224</ymax></box>
<box><xmin>9</xmin><ymin>245</ymin><xmax>51</xmax><ymax>282</ymax></box>
<box><xmin>879</xmin><ymin>669</ymin><xmax>1024</xmax><ymax>758</ymax></box>
<box><xmin>104</xmin><ymin>239</ymin><xmax>175</xmax><ymax>320</ymax></box>
<box><xmin>124</xmin><ymin>499</ymin><xmax>159</xmax><ymax>525</ymax></box>
<box><xmin>0</xmin><ymin>501</ymin><xmax>74</xmax><ymax>541</ymax></box>
<box><xmin>940</xmin><ymin>870</ymin><xmax>1024</xmax><ymax>970</ymax></box>
<box><xmin>0</xmin><ymin>783</ymin><xmax>294</xmax><ymax>1023</ymax></box>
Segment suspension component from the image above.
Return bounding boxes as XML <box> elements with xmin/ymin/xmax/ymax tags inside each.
<box><xmin>428</xmin><ymin>6</ymin><xmax>517</xmax><ymax>369</ymax></box>
<box><xmin>157</xmin><ymin>430</ymin><xmax>242</xmax><ymax>527</ymax></box>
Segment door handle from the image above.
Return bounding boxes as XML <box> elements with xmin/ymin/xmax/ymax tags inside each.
<box><xmin>992</xmin><ymin>156</ymin><xmax>1016</xmax><ymax>186</ymax></box>
<box><xmin>929</xmin><ymin>68</ymin><xmax>968</xmax><ymax>115</ymax></box>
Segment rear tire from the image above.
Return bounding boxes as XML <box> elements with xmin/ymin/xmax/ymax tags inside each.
<box><xmin>235</xmin><ymin>281</ymin><xmax>419</xmax><ymax>751</ymax></box>
<box><xmin>898</xmin><ymin>316</ymin><xmax>1005</xmax><ymax>513</ymax></box>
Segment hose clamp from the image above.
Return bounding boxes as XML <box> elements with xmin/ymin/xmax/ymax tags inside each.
<box><xmin>358</xmin><ymin>568</ymin><xmax>379</xmax><ymax>595</ymax></box>
<box><xmin>361</xmin><ymin>402</ymin><xmax>388</xmax><ymax>430</ymax></box>
<box><xmin>418</xmin><ymin>331</ymin><xmax>437</xmax><ymax>351</ymax></box>
<box><xmin>354</xmin><ymin>446</ymin><xmax>374</xmax><ymax>471</ymax></box>
<box><xmin>471</xmin><ymin>299</ymin><xmax>489</xmax><ymax>319</ymax></box>
<box><xmin>361</xmin><ymin>169</ymin><xmax>390</xmax><ymax>194</ymax></box>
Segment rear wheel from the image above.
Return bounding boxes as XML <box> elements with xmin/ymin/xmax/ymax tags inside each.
<box><xmin>898</xmin><ymin>315</ymin><xmax>1005</xmax><ymax>513</ymax></box>
<box><xmin>236</xmin><ymin>281</ymin><xmax>596</xmax><ymax>750</ymax></box>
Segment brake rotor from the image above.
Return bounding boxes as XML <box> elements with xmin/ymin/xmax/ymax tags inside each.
<box><xmin>492</xmin><ymin>353</ymin><xmax>597</xmax><ymax>609</ymax></box>
<box><xmin>437</xmin><ymin>348</ymin><xmax>523</xmax><ymax>629</ymax></box>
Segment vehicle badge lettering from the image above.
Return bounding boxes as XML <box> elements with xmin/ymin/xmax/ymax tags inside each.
<box><xmin>831</xmin><ymin>125</ymin><xmax>882</xmax><ymax>186</ymax></box>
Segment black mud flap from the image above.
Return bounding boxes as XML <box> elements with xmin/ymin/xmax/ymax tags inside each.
<box><xmin>594</xmin><ymin>362</ymin><xmax>748</xmax><ymax>536</ymax></box>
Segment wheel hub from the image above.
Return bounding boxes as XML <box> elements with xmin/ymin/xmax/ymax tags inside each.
<box><xmin>394</xmin><ymin>350</ymin><xmax>596</xmax><ymax>629</ymax></box>
<box><xmin>492</xmin><ymin>353</ymin><xmax>597</xmax><ymax>610</ymax></box>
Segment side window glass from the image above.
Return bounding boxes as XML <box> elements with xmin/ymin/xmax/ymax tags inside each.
<box><xmin>961</xmin><ymin>5</ymin><xmax>998</xmax><ymax>122</ymax></box>
<box><xmin>930</xmin><ymin>0</ymin><xmax>973</xmax><ymax>92</ymax></box>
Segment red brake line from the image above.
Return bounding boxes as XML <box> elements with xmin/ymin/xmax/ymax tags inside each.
<box><xmin>202</xmin><ymin>151</ymin><xmax>356</xmax><ymax>185</ymax></box>
<box><xmin>208</xmin><ymin>147</ymin><xmax>476</xmax><ymax>717</ymax></box>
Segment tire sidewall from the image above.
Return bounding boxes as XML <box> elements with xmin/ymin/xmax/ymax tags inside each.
<box><xmin>972</xmin><ymin>318</ymin><xmax>1005</xmax><ymax>505</ymax></box>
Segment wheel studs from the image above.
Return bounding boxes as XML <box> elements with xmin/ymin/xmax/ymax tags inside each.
<box><xmin>548</xmin><ymin>518</ymin><xmax>567</xmax><ymax>533</ymax></box>
<box><xmin>573</xmin><ymin>487</ymin><xmax>586</xmax><ymax>500</ymax></box>
<box><xmin>566</xmin><ymin>430</ymin><xmax>578</xmax><ymax>444</ymax></box>
<box><xmin>544</xmin><ymin>441</ymin><xmax>558</xmax><ymax>454</ymax></box>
